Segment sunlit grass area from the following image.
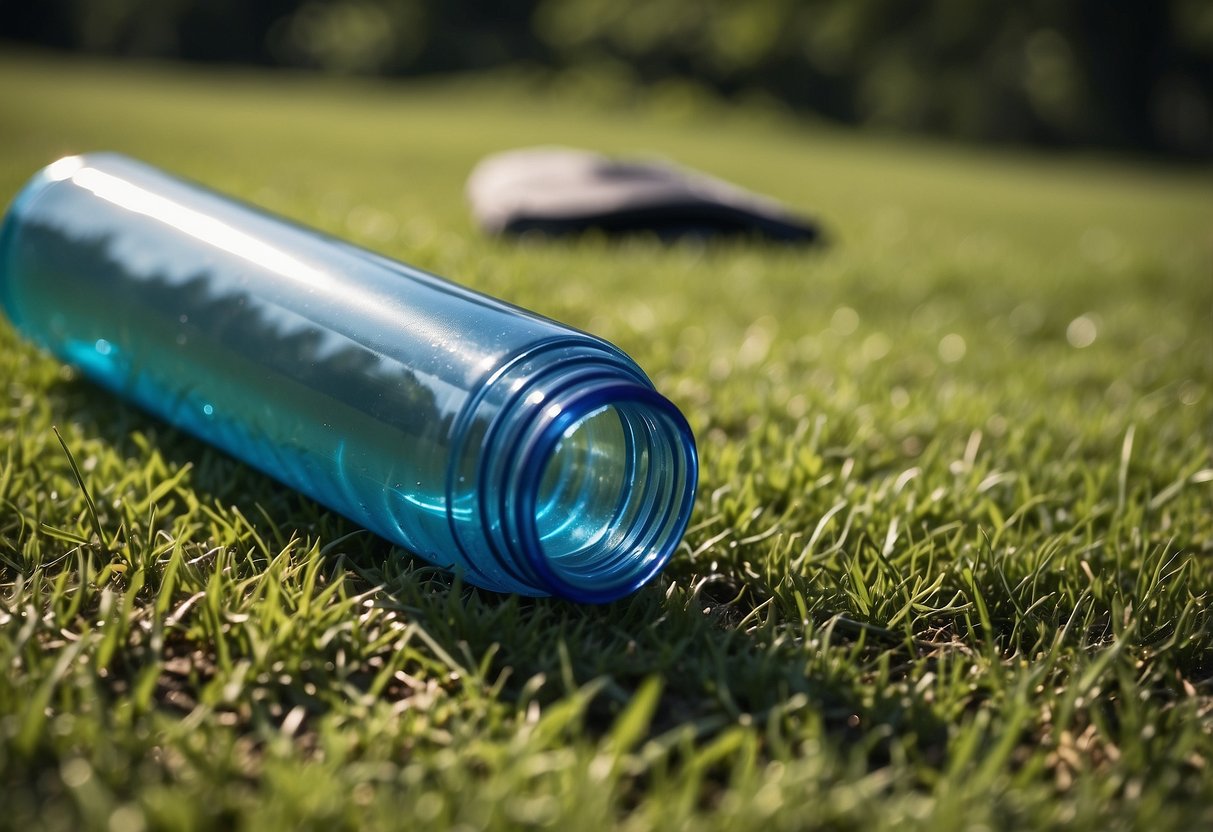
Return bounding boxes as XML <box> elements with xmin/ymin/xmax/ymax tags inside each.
<box><xmin>1</xmin><ymin>51</ymin><xmax>1211</xmax><ymax>831</ymax></box>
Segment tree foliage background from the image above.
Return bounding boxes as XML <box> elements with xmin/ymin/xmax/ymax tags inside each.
<box><xmin>2</xmin><ymin>0</ymin><xmax>1212</xmax><ymax>157</ymax></box>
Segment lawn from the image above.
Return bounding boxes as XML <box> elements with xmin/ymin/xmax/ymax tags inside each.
<box><xmin>1</xmin><ymin>51</ymin><xmax>1211</xmax><ymax>831</ymax></box>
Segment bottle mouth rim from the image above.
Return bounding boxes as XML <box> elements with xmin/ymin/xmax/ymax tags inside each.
<box><xmin>509</xmin><ymin>381</ymin><xmax>698</xmax><ymax>603</ymax></box>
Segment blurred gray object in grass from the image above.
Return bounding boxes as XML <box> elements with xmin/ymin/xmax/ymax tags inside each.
<box><xmin>467</xmin><ymin>147</ymin><xmax>821</xmax><ymax>244</ymax></box>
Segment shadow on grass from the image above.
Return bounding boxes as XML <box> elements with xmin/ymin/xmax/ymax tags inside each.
<box><xmin>36</xmin><ymin>371</ymin><xmax>949</xmax><ymax>772</ymax></box>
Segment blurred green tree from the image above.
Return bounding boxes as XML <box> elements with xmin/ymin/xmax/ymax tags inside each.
<box><xmin>1</xmin><ymin>0</ymin><xmax>1209</xmax><ymax>156</ymax></box>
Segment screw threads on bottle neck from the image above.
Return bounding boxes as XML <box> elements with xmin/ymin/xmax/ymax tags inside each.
<box><xmin>454</xmin><ymin>341</ymin><xmax>697</xmax><ymax>602</ymax></box>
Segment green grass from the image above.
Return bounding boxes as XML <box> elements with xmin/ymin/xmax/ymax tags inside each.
<box><xmin>1</xmin><ymin>50</ymin><xmax>1212</xmax><ymax>831</ymax></box>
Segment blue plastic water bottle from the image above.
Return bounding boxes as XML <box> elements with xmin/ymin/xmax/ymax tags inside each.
<box><xmin>0</xmin><ymin>153</ymin><xmax>698</xmax><ymax>602</ymax></box>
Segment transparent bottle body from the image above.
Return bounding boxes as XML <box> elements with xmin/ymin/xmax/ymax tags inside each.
<box><xmin>0</xmin><ymin>153</ymin><xmax>697</xmax><ymax>602</ymax></box>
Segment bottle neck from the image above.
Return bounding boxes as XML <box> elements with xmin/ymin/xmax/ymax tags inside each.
<box><xmin>449</xmin><ymin>340</ymin><xmax>698</xmax><ymax>602</ymax></box>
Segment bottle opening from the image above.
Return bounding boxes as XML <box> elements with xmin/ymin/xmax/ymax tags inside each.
<box><xmin>519</xmin><ymin>387</ymin><xmax>697</xmax><ymax>603</ymax></box>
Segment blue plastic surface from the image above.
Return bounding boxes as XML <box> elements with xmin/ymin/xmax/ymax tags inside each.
<box><xmin>0</xmin><ymin>153</ymin><xmax>698</xmax><ymax>602</ymax></box>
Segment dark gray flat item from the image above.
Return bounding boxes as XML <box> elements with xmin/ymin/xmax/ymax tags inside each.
<box><xmin>467</xmin><ymin>147</ymin><xmax>821</xmax><ymax>243</ymax></box>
